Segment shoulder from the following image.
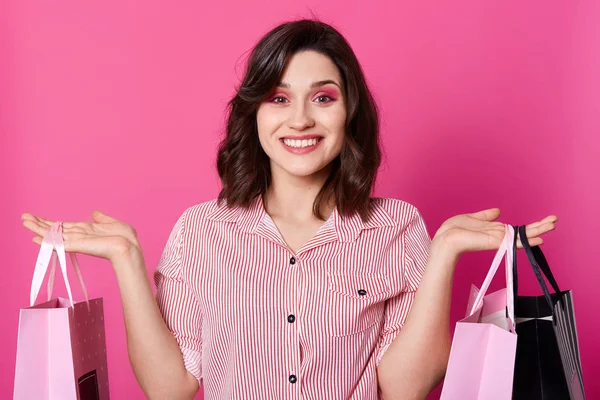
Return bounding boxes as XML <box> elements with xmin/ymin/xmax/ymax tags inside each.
<box><xmin>370</xmin><ymin>197</ymin><xmax>425</xmax><ymax>229</ymax></box>
<box><xmin>175</xmin><ymin>198</ymin><xmax>231</xmax><ymax>231</ymax></box>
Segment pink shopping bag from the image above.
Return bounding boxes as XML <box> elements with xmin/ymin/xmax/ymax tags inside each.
<box><xmin>14</xmin><ymin>222</ymin><xmax>110</xmax><ymax>400</ymax></box>
<box><xmin>440</xmin><ymin>225</ymin><xmax>518</xmax><ymax>400</ymax></box>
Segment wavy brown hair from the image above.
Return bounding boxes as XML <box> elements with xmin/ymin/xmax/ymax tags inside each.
<box><xmin>216</xmin><ymin>19</ymin><xmax>381</xmax><ymax>222</ymax></box>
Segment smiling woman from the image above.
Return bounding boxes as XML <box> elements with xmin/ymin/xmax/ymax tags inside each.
<box><xmin>257</xmin><ymin>52</ymin><xmax>346</xmax><ymax>179</ymax></box>
<box><xmin>216</xmin><ymin>20</ymin><xmax>381</xmax><ymax>222</ymax></box>
<box><xmin>21</xmin><ymin>17</ymin><xmax>558</xmax><ymax>400</ymax></box>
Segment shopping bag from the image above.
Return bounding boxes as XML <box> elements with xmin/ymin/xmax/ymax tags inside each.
<box><xmin>14</xmin><ymin>221</ymin><xmax>110</xmax><ymax>400</ymax></box>
<box><xmin>512</xmin><ymin>225</ymin><xmax>585</xmax><ymax>399</ymax></box>
<box><xmin>440</xmin><ymin>225</ymin><xmax>517</xmax><ymax>400</ymax></box>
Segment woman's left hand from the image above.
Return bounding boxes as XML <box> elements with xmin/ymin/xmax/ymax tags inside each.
<box><xmin>433</xmin><ymin>208</ymin><xmax>558</xmax><ymax>256</ymax></box>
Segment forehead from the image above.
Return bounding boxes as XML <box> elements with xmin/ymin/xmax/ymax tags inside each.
<box><xmin>279</xmin><ymin>50</ymin><xmax>342</xmax><ymax>86</ymax></box>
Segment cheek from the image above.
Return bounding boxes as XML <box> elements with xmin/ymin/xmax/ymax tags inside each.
<box><xmin>324</xmin><ymin>100</ymin><xmax>346</xmax><ymax>122</ymax></box>
<box><xmin>255</xmin><ymin>107</ymin><xmax>268</xmax><ymax>134</ymax></box>
<box><xmin>256</xmin><ymin>108</ymin><xmax>282</xmax><ymax>156</ymax></box>
<box><xmin>256</xmin><ymin>107</ymin><xmax>283</xmax><ymax>137</ymax></box>
<box><xmin>329</xmin><ymin>108</ymin><xmax>346</xmax><ymax>153</ymax></box>
<box><xmin>322</xmin><ymin>106</ymin><xmax>346</xmax><ymax>137</ymax></box>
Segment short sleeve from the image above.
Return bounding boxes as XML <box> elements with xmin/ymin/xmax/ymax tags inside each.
<box><xmin>153</xmin><ymin>209</ymin><xmax>203</xmax><ymax>384</ymax></box>
<box><xmin>375</xmin><ymin>207</ymin><xmax>431</xmax><ymax>366</ymax></box>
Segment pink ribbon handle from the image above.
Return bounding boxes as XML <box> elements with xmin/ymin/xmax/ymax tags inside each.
<box><xmin>30</xmin><ymin>221</ymin><xmax>90</xmax><ymax>312</ymax></box>
<box><xmin>468</xmin><ymin>224</ymin><xmax>516</xmax><ymax>331</ymax></box>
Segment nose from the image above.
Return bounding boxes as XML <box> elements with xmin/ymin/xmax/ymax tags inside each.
<box><xmin>286</xmin><ymin>102</ymin><xmax>315</xmax><ymax>130</ymax></box>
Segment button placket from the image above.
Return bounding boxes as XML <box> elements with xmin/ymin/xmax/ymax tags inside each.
<box><xmin>287</xmin><ymin>255</ymin><xmax>298</xmax><ymax>325</ymax></box>
<box><xmin>285</xmin><ymin>253</ymin><xmax>301</xmax><ymax>391</ymax></box>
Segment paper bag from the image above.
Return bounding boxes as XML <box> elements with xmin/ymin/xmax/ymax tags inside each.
<box><xmin>440</xmin><ymin>225</ymin><xmax>518</xmax><ymax>400</ymax></box>
<box><xmin>14</xmin><ymin>222</ymin><xmax>110</xmax><ymax>399</ymax></box>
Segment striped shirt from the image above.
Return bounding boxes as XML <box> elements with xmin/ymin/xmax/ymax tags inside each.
<box><xmin>154</xmin><ymin>195</ymin><xmax>431</xmax><ymax>399</ymax></box>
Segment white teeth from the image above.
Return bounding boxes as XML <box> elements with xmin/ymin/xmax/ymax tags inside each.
<box><xmin>283</xmin><ymin>138</ymin><xmax>319</xmax><ymax>148</ymax></box>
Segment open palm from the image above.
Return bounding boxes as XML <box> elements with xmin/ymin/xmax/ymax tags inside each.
<box><xmin>21</xmin><ymin>210</ymin><xmax>141</xmax><ymax>263</ymax></box>
<box><xmin>434</xmin><ymin>208</ymin><xmax>557</xmax><ymax>255</ymax></box>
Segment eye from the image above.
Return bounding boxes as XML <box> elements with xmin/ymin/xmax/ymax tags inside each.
<box><xmin>270</xmin><ymin>96</ymin><xmax>289</xmax><ymax>104</ymax></box>
<box><xmin>314</xmin><ymin>95</ymin><xmax>334</xmax><ymax>104</ymax></box>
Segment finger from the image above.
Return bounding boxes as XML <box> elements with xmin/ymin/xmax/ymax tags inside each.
<box><xmin>21</xmin><ymin>214</ymin><xmax>54</xmax><ymax>231</ymax></box>
<box><xmin>91</xmin><ymin>210</ymin><xmax>119</xmax><ymax>223</ymax></box>
<box><xmin>22</xmin><ymin>219</ymin><xmax>51</xmax><ymax>238</ymax></box>
<box><xmin>526</xmin><ymin>215</ymin><xmax>558</xmax><ymax>230</ymax></box>
<box><xmin>483</xmin><ymin>224</ymin><xmax>506</xmax><ymax>235</ymax></box>
<box><xmin>61</xmin><ymin>221</ymin><xmax>91</xmax><ymax>231</ymax></box>
<box><xmin>36</xmin><ymin>215</ymin><xmax>55</xmax><ymax>226</ymax></box>
<box><xmin>468</xmin><ymin>208</ymin><xmax>501</xmax><ymax>221</ymax></box>
<box><xmin>22</xmin><ymin>214</ymin><xmax>92</xmax><ymax>231</ymax></box>
<box><xmin>37</xmin><ymin>219</ymin><xmax>52</xmax><ymax>230</ymax></box>
<box><xmin>516</xmin><ymin>237</ymin><xmax>544</xmax><ymax>248</ymax></box>
<box><xmin>515</xmin><ymin>222</ymin><xmax>554</xmax><ymax>248</ymax></box>
<box><xmin>21</xmin><ymin>213</ymin><xmax>36</xmax><ymax>221</ymax></box>
<box><xmin>522</xmin><ymin>221</ymin><xmax>556</xmax><ymax>239</ymax></box>
<box><xmin>541</xmin><ymin>215</ymin><xmax>558</xmax><ymax>223</ymax></box>
<box><xmin>21</xmin><ymin>213</ymin><xmax>52</xmax><ymax>226</ymax></box>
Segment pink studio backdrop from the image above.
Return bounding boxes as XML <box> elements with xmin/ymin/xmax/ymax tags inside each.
<box><xmin>2</xmin><ymin>1</ymin><xmax>598</xmax><ymax>398</ymax></box>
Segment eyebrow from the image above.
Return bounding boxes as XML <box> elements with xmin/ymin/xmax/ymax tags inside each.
<box><xmin>276</xmin><ymin>79</ymin><xmax>341</xmax><ymax>89</ymax></box>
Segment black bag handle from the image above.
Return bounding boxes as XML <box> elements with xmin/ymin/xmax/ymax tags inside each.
<box><xmin>512</xmin><ymin>225</ymin><xmax>561</xmax><ymax>296</ymax></box>
<box><xmin>514</xmin><ymin>225</ymin><xmax>561</xmax><ymax>311</ymax></box>
<box><xmin>531</xmin><ymin>245</ymin><xmax>561</xmax><ymax>293</ymax></box>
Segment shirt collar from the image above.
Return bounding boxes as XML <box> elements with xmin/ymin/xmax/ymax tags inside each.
<box><xmin>205</xmin><ymin>195</ymin><xmax>396</xmax><ymax>242</ymax></box>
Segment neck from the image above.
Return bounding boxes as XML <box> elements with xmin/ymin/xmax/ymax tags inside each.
<box><xmin>264</xmin><ymin>164</ymin><xmax>334</xmax><ymax>221</ymax></box>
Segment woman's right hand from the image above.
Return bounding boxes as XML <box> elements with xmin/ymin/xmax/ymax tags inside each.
<box><xmin>21</xmin><ymin>210</ymin><xmax>142</xmax><ymax>265</ymax></box>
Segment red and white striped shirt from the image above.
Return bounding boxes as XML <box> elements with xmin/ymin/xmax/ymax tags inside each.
<box><xmin>154</xmin><ymin>196</ymin><xmax>431</xmax><ymax>399</ymax></box>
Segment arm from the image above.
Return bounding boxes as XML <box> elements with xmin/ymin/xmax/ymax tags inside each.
<box><xmin>122</xmin><ymin>208</ymin><xmax>203</xmax><ymax>399</ymax></box>
<box><xmin>113</xmin><ymin>248</ymin><xmax>199</xmax><ymax>400</ymax></box>
<box><xmin>21</xmin><ymin>209</ymin><xmax>199</xmax><ymax>399</ymax></box>
<box><xmin>376</xmin><ymin>239</ymin><xmax>456</xmax><ymax>400</ymax></box>
<box><xmin>377</xmin><ymin>207</ymin><xmax>557</xmax><ymax>399</ymax></box>
<box><xmin>23</xmin><ymin>208</ymin><xmax>210</xmax><ymax>398</ymax></box>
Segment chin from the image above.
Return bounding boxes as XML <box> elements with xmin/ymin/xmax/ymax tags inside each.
<box><xmin>276</xmin><ymin>161</ymin><xmax>330</xmax><ymax>179</ymax></box>
<box><xmin>283</xmin><ymin>167</ymin><xmax>323</xmax><ymax>178</ymax></box>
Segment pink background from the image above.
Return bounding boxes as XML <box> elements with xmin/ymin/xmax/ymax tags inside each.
<box><xmin>2</xmin><ymin>1</ymin><xmax>598</xmax><ymax>398</ymax></box>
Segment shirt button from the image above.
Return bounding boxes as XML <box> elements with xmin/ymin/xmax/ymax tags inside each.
<box><xmin>289</xmin><ymin>374</ymin><xmax>297</xmax><ymax>384</ymax></box>
<box><xmin>358</xmin><ymin>289</ymin><xmax>367</xmax><ymax>296</ymax></box>
<box><xmin>290</xmin><ymin>257</ymin><xmax>296</xmax><ymax>265</ymax></box>
<box><xmin>287</xmin><ymin>314</ymin><xmax>295</xmax><ymax>323</ymax></box>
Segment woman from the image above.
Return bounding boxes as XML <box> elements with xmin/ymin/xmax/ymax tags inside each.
<box><xmin>21</xmin><ymin>19</ymin><xmax>557</xmax><ymax>399</ymax></box>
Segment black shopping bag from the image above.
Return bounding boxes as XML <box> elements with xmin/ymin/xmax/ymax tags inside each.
<box><xmin>511</xmin><ymin>225</ymin><xmax>585</xmax><ymax>400</ymax></box>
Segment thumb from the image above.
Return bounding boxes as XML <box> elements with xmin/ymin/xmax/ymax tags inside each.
<box><xmin>468</xmin><ymin>208</ymin><xmax>501</xmax><ymax>221</ymax></box>
<box><xmin>91</xmin><ymin>210</ymin><xmax>119</xmax><ymax>223</ymax></box>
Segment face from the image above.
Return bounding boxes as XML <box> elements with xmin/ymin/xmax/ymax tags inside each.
<box><xmin>256</xmin><ymin>50</ymin><xmax>346</xmax><ymax>181</ymax></box>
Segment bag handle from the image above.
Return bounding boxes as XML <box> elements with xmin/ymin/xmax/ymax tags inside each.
<box><xmin>512</xmin><ymin>225</ymin><xmax>560</xmax><ymax>294</ymax></box>
<box><xmin>516</xmin><ymin>225</ymin><xmax>558</xmax><ymax>311</ymax></box>
<box><xmin>30</xmin><ymin>221</ymin><xmax>90</xmax><ymax>311</ymax></box>
<box><xmin>468</xmin><ymin>224</ymin><xmax>516</xmax><ymax>330</ymax></box>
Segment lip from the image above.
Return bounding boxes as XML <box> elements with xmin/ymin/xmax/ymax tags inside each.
<box><xmin>279</xmin><ymin>134</ymin><xmax>324</xmax><ymax>140</ymax></box>
<box><xmin>280</xmin><ymin>135</ymin><xmax>324</xmax><ymax>155</ymax></box>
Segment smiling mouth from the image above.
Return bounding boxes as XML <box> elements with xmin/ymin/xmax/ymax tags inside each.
<box><xmin>280</xmin><ymin>137</ymin><xmax>323</xmax><ymax>148</ymax></box>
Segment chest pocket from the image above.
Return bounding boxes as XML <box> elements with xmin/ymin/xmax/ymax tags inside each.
<box><xmin>326</xmin><ymin>273</ymin><xmax>391</xmax><ymax>337</ymax></box>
